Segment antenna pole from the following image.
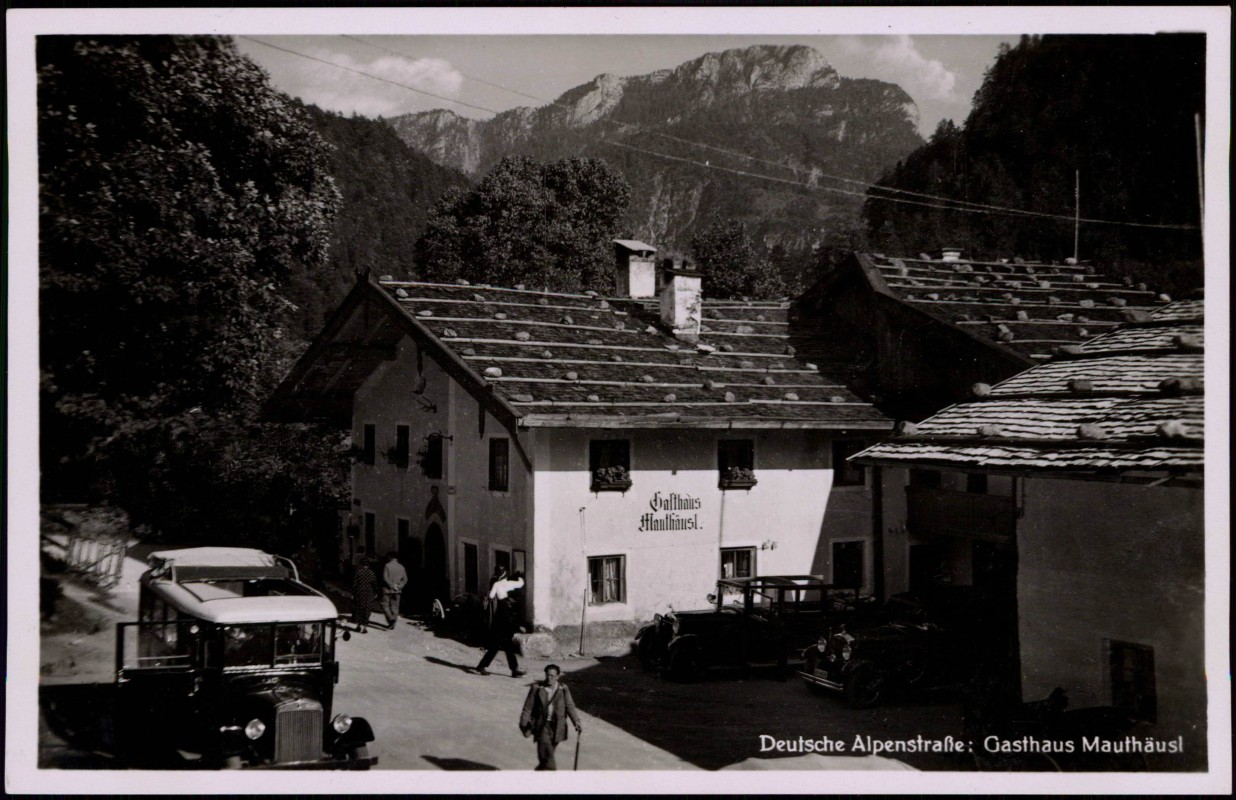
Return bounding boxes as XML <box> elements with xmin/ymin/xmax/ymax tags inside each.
<box><xmin>1073</xmin><ymin>170</ymin><xmax>1080</xmax><ymax>263</ymax></box>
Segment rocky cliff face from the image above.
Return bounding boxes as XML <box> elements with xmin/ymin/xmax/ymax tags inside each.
<box><xmin>387</xmin><ymin>45</ymin><xmax>923</xmax><ymax>250</ymax></box>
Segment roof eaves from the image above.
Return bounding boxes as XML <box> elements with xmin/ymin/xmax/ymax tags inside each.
<box><xmin>369</xmin><ymin>278</ymin><xmax>524</xmax><ymax>430</ymax></box>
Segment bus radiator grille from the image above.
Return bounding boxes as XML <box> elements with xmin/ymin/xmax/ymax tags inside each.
<box><xmin>273</xmin><ymin>700</ymin><xmax>323</xmax><ymax>764</ymax></box>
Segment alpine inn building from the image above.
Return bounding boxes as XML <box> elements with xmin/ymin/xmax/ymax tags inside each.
<box><xmin>265</xmin><ymin>242</ymin><xmax>891</xmax><ymax>652</ymax></box>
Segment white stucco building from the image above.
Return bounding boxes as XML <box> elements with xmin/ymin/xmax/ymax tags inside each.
<box><xmin>266</xmin><ymin>246</ymin><xmax>891</xmax><ymax>651</ymax></box>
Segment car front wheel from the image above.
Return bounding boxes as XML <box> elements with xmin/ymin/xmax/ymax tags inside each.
<box><xmin>844</xmin><ymin>665</ymin><xmax>886</xmax><ymax>708</ymax></box>
<box><xmin>669</xmin><ymin>644</ymin><xmax>706</xmax><ymax>682</ymax></box>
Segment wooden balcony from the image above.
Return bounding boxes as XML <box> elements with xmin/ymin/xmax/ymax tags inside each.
<box><xmin>905</xmin><ymin>485</ymin><xmax>1015</xmax><ymax>540</ymax></box>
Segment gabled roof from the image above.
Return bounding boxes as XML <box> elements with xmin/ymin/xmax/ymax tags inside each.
<box><xmin>853</xmin><ymin>299</ymin><xmax>1204</xmax><ymax>476</ymax></box>
<box><xmin>265</xmin><ymin>276</ymin><xmax>891</xmax><ymax>431</ymax></box>
<box><xmin>855</xmin><ymin>253</ymin><xmax>1175</xmax><ymax>364</ymax></box>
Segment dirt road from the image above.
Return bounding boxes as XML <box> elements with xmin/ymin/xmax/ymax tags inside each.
<box><xmin>38</xmin><ymin>558</ymin><xmax>963</xmax><ymax>772</ymax></box>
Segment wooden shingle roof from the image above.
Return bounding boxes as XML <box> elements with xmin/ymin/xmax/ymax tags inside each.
<box><xmin>856</xmin><ymin>253</ymin><xmax>1177</xmax><ymax>363</ymax></box>
<box><xmin>853</xmin><ymin>299</ymin><xmax>1204</xmax><ymax>474</ymax></box>
<box><xmin>382</xmin><ymin>280</ymin><xmax>890</xmax><ymax>430</ymax></box>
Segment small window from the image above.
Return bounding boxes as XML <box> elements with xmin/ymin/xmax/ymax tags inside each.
<box><xmin>361</xmin><ymin>424</ymin><xmax>376</xmax><ymax>465</ymax></box>
<box><xmin>392</xmin><ymin>425</ymin><xmax>410</xmax><ymax>468</ymax></box>
<box><xmin>966</xmin><ymin>473</ymin><xmax>989</xmax><ymax>494</ymax></box>
<box><xmin>422</xmin><ymin>434</ymin><xmax>445</xmax><ymax>479</ymax></box>
<box><xmin>488</xmin><ymin>438</ymin><xmax>510</xmax><ymax>491</ymax></box>
<box><xmin>832</xmin><ymin>541</ymin><xmax>865</xmax><ymax>590</ymax></box>
<box><xmin>909</xmin><ymin>468</ymin><xmax>941</xmax><ymax>489</ymax></box>
<box><xmin>588</xmin><ymin>555</ymin><xmax>626</xmax><ymax>605</ymax></box>
<box><xmin>363</xmin><ymin>512</ymin><xmax>376</xmax><ymax>556</ymax></box>
<box><xmin>590</xmin><ymin>439</ymin><xmax>631</xmax><ymax>491</ymax></box>
<box><xmin>720</xmin><ymin>547</ymin><xmax>756</xmax><ymax>579</ymax></box>
<box><xmin>832</xmin><ymin>440</ymin><xmax>867</xmax><ymax>486</ymax></box>
<box><xmin>718</xmin><ymin>440</ymin><xmax>756</xmax><ymax>488</ymax></box>
<box><xmin>1107</xmin><ymin>640</ymin><xmax>1157</xmax><ymax>722</ymax></box>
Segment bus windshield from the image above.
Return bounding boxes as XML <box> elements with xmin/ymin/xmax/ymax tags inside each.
<box><xmin>222</xmin><ymin>623</ymin><xmax>325</xmax><ymax>668</ymax></box>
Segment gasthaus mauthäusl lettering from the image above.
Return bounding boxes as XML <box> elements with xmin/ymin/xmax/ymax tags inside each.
<box><xmin>639</xmin><ymin>491</ymin><xmax>703</xmax><ymax>532</ymax></box>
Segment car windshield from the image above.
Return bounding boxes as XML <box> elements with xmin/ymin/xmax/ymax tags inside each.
<box><xmin>222</xmin><ymin>623</ymin><xmax>325</xmax><ymax>667</ymax></box>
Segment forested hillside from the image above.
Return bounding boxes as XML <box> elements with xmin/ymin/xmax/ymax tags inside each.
<box><xmin>290</xmin><ymin>105</ymin><xmax>470</xmax><ymax>336</ymax></box>
<box><xmin>864</xmin><ymin>34</ymin><xmax>1205</xmax><ymax>295</ymax></box>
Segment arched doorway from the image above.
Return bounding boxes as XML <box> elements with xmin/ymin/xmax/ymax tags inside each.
<box><xmin>424</xmin><ymin>522</ymin><xmax>449</xmax><ymax>611</ymax></box>
<box><xmin>398</xmin><ymin>522</ymin><xmax>423</xmax><ymax>616</ymax></box>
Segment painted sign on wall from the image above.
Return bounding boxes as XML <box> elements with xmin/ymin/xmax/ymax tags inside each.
<box><xmin>639</xmin><ymin>491</ymin><xmax>703</xmax><ymax>532</ymax></box>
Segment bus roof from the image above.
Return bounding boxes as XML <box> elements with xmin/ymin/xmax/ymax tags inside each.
<box><xmin>148</xmin><ymin>547</ymin><xmax>282</xmax><ymax>570</ymax></box>
<box><xmin>149</xmin><ymin>578</ymin><xmax>339</xmax><ymax>624</ymax></box>
<box><xmin>143</xmin><ymin>547</ymin><xmax>337</xmax><ymax>623</ymax></box>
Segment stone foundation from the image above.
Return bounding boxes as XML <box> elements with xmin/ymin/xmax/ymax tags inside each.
<box><xmin>515</xmin><ymin>620</ymin><xmax>639</xmax><ymax>659</ymax></box>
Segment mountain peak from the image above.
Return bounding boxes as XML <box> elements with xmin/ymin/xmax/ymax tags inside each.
<box><xmin>666</xmin><ymin>44</ymin><xmax>840</xmax><ymax>93</ymax></box>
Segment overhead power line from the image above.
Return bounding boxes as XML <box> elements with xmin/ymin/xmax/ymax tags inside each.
<box><xmin>240</xmin><ymin>36</ymin><xmax>505</xmax><ymax>117</ymax></box>
<box><xmin>341</xmin><ymin>35</ymin><xmax>1200</xmax><ymax>230</ymax></box>
<box><xmin>246</xmin><ymin>35</ymin><xmax>1199</xmax><ymax>233</ymax></box>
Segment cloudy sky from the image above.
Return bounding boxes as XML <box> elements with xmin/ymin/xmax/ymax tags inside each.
<box><xmin>235</xmin><ymin>34</ymin><xmax>1014</xmax><ymax>137</ymax></box>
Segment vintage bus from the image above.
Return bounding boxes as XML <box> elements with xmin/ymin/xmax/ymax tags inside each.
<box><xmin>114</xmin><ymin>547</ymin><xmax>377</xmax><ymax>768</ymax></box>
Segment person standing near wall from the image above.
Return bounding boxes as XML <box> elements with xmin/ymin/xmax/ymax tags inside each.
<box><xmin>519</xmin><ymin>664</ymin><xmax>582</xmax><ymax>770</ymax></box>
<box><xmin>351</xmin><ymin>558</ymin><xmax>378</xmax><ymax>634</ymax></box>
<box><xmin>380</xmin><ymin>552</ymin><xmax>408</xmax><ymax>630</ymax></box>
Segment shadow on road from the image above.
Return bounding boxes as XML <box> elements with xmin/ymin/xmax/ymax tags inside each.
<box><xmin>422</xmin><ymin>755</ymin><xmax>500</xmax><ymax>770</ymax></box>
<box><xmin>424</xmin><ymin>655</ymin><xmax>481</xmax><ymax>674</ymax></box>
<box><xmin>563</xmin><ymin>654</ymin><xmax>968</xmax><ymax>771</ymax></box>
<box><xmin>39</xmin><ymin>683</ymin><xmax>121</xmax><ymax>768</ymax></box>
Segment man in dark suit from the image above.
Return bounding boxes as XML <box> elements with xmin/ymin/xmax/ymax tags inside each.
<box><xmin>519</xmin><ymin>664</ymin><xmax>582</xmax><ymax>770</ymax></box>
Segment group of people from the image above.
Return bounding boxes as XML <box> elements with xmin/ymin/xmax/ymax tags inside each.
<box><xmin>353</xmin><ymin>558</ymin><xmax>582</xmax><ymax>769</ymax></box>
<box><xmin>350</xmin><ymin>552</ymin><xmax>407</xmax><ymax>633</ymax></box>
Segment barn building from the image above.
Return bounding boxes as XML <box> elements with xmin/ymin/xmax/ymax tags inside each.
<box><xmin>265</xmin><ymin>243</ymin><xmax>891</xmax><ymax>652</ymax></box>
<box><xmin>801</xmin><ymin>250</ymin><xmax>1174</xmax><ymax>420</ymax></box>
<box><xmin>852</xmin><ymin>298</ymin><xmax>1206</xmax><ymax>765</ymax></box>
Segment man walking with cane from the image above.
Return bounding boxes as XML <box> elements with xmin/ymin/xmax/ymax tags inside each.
<box><xmin>519</xmin><ymin>664</ymin><xmax>582</xmax><ymax>770</ymax></box>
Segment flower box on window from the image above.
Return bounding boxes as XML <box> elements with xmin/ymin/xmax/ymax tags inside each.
<box><xmin>719</xmin><ymin>466</ymin><xmax>758</xmax><ymax>490</ymax></box>
<box><xmin>591</xmin><ymin>465</ymin><xmax>632</xmax><ymax>492</ymax></box>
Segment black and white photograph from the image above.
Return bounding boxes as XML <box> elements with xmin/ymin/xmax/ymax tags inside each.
<box><xmin>6</xmin><ymin>6</ymin><xmax>1230</xmax><ymax>795</ymax></box>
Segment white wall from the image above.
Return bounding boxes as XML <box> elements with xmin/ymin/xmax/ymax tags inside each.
<box><xmin>529</xmin><ymin>428</ymin><xmax>872</xmax><ymax>628</ymax></box>
<box><xmin>351</xmin><ymin>338</ymin><xmax>451</xmax><ymax>563</ymax></box>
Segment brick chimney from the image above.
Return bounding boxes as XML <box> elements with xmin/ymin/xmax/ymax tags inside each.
<box><xmin>612</xmin><ymin>239</ymin><xmax>658</xmax><ymax>298</ymax></box>
<box><xmin>658</xmin><ymin>256</ymin><xmax>702</xmax><ymax>340</ymax></box>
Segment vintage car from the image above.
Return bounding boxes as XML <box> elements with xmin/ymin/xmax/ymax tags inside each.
<box><xmin>797</xmin><ymin>588</ymin><xmax>986</xmax><ymax>707</ymax></box>
<box><xmin>634</xmin><ymin>576</ymin><xmax>862</xmax><ymax>681</ymax></box>
<box><xmin>113</xmin><ymin>547</ymin><xmax>377</xmax><ymax>768</ymax></box>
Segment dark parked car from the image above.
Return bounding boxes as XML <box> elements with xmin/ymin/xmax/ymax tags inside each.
<box><xmin>635</xmin><ymin>576</ymin><xmax>867</xmax><ymax>681</ymax></box>
<box><xmin>798</xmin><ymin>588</ymin><xmax>990</xmax><ymax>707</ymax></box>
<box><xmin>113</xmin><ymin>547</ymin><xmax>377</xmax><ymax>768</ymax></box>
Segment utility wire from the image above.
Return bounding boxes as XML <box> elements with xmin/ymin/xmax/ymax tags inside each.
<box><xmin>342</xmin><ymin>35</ymin><xmax>1200</xmax><ymax>228</ymax></box>
<box><xmin>240</xmin><ymin>36</ymin><xmax>505</xmax><ymax>117</ymax></box>
<box><xmin>605</xmin><ymin>140</ymin><xmax>1199</xmax><ymax>230</ymax></box>
<box><xmin>249</xmin><ymin>35</ymin><xmax>1199</xmax><ymax>232</ymax></box>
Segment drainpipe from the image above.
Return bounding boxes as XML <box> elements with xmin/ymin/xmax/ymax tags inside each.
<box><xmin>871</xmin><ymin>466</ymin><xmax>885</xmax><ymax>601</ymax></box>
<box><xmin>578</xmin><ymin>506</ymin><xmax>587</xmax><ymax>656</ymax></box>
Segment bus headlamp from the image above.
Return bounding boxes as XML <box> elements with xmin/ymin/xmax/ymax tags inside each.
<box><xmin>332</xmin><ymin>714</ymin><xmax>353</xmax><ymax>734</ymax></box>
<box><xmin>244</xmin><ymin>718</ymin><xmax>267</xmax><ymax>740</ymax></box>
